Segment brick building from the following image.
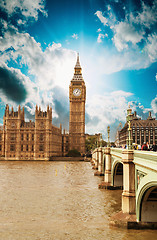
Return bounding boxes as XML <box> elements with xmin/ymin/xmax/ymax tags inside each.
<box><xmin>116</xmin><ymin>108</ymin><xmax>157</xmax><ymax>147</ymax></box>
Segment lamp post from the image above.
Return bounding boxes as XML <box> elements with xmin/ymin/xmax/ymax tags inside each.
<box><xmin>127</xmin><ymin>120</ymin><xmax>133</xmax><ymax>150</ymax></box>
<box><xmin>107</xmin><ymin>126</ymin><xmax>110</xmax><ymax>147</ymax></box>
<box><xmin>100</xmin><ymin>133</ymin><xmax>102</xmax><ymax>147</ymax></box>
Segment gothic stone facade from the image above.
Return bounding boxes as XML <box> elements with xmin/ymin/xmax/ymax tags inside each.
<box><xmin>0</xmin><ymin>54</ymin><xmax>86</xmax><ymax>160</ymax></box>
<box><xmin>0</xmin><ymin>105</ymin><xmax>64</xmax><ymax>160</ymax></box>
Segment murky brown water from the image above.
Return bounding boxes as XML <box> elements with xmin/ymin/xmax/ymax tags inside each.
<box><xmin>0</xmin><ymin>161</ymin><xmax>156</xmax><ymax>240</ymax></box>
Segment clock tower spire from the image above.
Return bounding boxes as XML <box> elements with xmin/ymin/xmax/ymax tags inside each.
<box><xmin>69</xmin><ymin>53</ymin><xmax>86</xmax><ymax>155</ymax></box>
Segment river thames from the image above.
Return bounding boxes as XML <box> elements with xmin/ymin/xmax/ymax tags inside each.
<box><xmin>0</xmin><ymin>161</ymin><xmax>156</xmax><ymax>240</ymax></box>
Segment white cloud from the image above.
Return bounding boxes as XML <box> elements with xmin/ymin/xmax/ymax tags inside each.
<box><xmin>0</xmin><ymin>27</ymin><xmax>76</xmax><ymax>91</ymax></box>
<box><xmin>151</xmin><ymin>96</ymin><xmax>157</xmax><ymax>114</ymax></box>
<box><xmin>95</xmin><ymin>50</ymin><xmax>150</xmax><ymax>75</ymax></box>
<box><xmin>0</xmin><ymin>0</ymin><xmax>47</xmax><ymax>21</ymax></box>
<box><xmin>95</xmin><ymin>11</ymin><xmax>108</xmax><ymax>26</ymax></box>
<box><xmin>94</xmin><ymin>2</ymin><xmax>157</xmax><ymax>73</ymax></box>
<box><xmin>17</xmin><ymin>19</ymin><xmax>27</xmax><ymax>25</ymax></box>
<box><xmin>86</xmin><ymin>94</ymin><xmax>157</xmax><ymax>140</ymax></box>
<box><xmin>72</xmin><ymin>33</ymin><xmax>78</xmax><ymax>40</ymax></box>
<box><xmin>97</xmin><ymin>33</ymin><xmax>105</xmax><ymax>43</ymax></box>
<box><xmin>86</xmin><ymin>90</ymin><xmax>133</xmax><ymax>135</ymax></box>
<box><xmin>145</xmin><ymin>33</ymin><xmax>157</xmax><ymax>62</ymax></box>
<box><xmin>97</xmin><ymin>28</ymin><xmax>102</xmax><ymax>32</ymax></box>
<box><xmin>113</xmin><ymin>22</ymin><xmax>144</xmax><ymax>51</ymax></box>
<box><xmin>130</xmin><ymin>1</ymin><xmax>157</xmax><ymax>29</ymax></box>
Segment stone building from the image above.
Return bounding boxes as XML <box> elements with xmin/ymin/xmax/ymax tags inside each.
<box><xmin>0</xmin><ymin>54</ymin><xmax>86</xmax><ymax>160</ymax></box>
<box><xmin>0</xmin><ymin>104</ymin><xmax>63</xmax><ymax>160</ymax></box>
<box><xmin>69</xmin><ymin>53</ymin><xmax>86</xmax><ymax>154</ymax></box>
<box><xmin>116</xmin><ymin>107</ymin><xmax>157</xmax><ymax>147</ymax></box>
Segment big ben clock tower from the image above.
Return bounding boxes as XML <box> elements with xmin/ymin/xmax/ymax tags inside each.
<box><xmin>69</xmin><ymin>53</ymin><xmax>86</xmax><ymax>154</ymax></box>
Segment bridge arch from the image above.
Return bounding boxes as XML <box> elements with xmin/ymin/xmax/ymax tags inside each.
<box><xmin>111</xmin><ymin>160</ymin><xmax>123</xmax><ymax>187</ymax></box>
<box><xmin>136</xmin><ymin>181</ymin><xmax>157</xmax><ymax>222</ymax></box>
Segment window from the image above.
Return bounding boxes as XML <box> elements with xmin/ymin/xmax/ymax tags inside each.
<box><xmin>0</xmin><ymin>145</ymin><xmax>1</xmax><ymax>151</ymax></box>
<box><xmin>39</xmin><ymin>134</ymin><xmax>44</xmax><ymax>141</ymax></box>
<box><xmin>32</xmin><ymin>145</ymin><xmax>34</xmax><ymax>152</ymax></box>
<box><xmin>39</xmin><ymin>145</ymin><xmax>44</xmax><ymax>151</ymax></box>
<box><xmin>32</xmin><ymin>134</ymin><xmax>34</xmax><ymax>141</ymax></box>
<box><xmin>11</xmin><ymin>133</ymin><xmax>16</xmax><ymax>141</ymax></box>
<box><xmin>26</xmin><ymin>145</ymin><xmax>28</xmax><ymax>151</ymax></box>
<box><xmin>27</xmin><ymin>134</ymin><xmax>29</xmax><ymax>141</ymax></box>
<box><xmin>21</xmin><ymin>134</ymin><xmax>23</xmax><ymax>141</ymax></box>
<box><xmin>21</xmin><ymin>145</ymin><xmax>23</xmax><ymax>151</ymax></box>
<box><xmin>0</xmin><ymin>134</ymin><xmax>2</xmax><ymax>141</ymax></box>
<box><xmin>10</xmin><ymin>145</ymin><xmax>15</xmax><ymax>151</ymax></box>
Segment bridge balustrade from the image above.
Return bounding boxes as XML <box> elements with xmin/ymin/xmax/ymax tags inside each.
<box><xmin>91</xmin><ymin>147</ymin><xmax>157</xmax><ymax>227</ymax></box>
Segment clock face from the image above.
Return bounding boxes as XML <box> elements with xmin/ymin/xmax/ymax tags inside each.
<box><xmin>11</xmin><ymin>122</ymin><xmax>15</xmax><ymax>127</ymax></box>
<box><xmin>73</xmin><ymin>88</ymin><xmax>81</xmax><ymax>97</ymax></box>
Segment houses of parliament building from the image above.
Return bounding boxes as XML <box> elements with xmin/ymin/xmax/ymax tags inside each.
<box><xmin>0</xmin><ymin>54</ymin><xmax>86</xmax><ymax>160</ymax></box>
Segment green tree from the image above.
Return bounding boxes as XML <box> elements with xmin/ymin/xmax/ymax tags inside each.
<box><xmin>85</xmin><ymin>137</ymin><xmax>107</xmax><ymax>152</ymax></box>
<box><xmin>67</xmin><ymin>149</ymin><xmax>81</xmax><ymax>157</ymax></box>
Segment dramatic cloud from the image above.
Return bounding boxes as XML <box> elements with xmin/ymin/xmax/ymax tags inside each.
<box><xmin>95</xmin><ymin>0</ymin><xmax>157</xmax><ymax>72</ymax></box>
<box><xmin>113</xmin><ymin>22</ymin><xmax>144</xmax><ymax>51</ymax></box>
<box><xmin>0</xmin><ymin>0</ymin><xmax>47</xmax><ymax>22</ymax></box>
<box><xmin>0</xmin><ymin>64</ymin><xmax>27</xmax><ymax>103</ymax></box>
<box><xmin>145</xmin><ymin>33</ymin><xmax>157</xmax><ymax>62</ymax></box>
<box><xmin>0</xmin><ymin>0</ymin><xmax>156</xmax><ymax>140</ymax></box>
<box><xmin>129</xmin><ymin>1</ymin><xmax>157</xmax><ymax>29</ymax></box>
<box><xmin>0</xmin><ymin>24</ymin><xmax>76</xmax><ymax>91</ymax></box>
<box><xmin>86</xmin><ymin>90</ymin><xmax>133</xmax><ymax>137</ymax></box>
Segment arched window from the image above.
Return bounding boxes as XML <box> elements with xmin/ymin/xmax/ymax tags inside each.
<box><xmin>39</xmin><ymin>145</ymin><xmax>44</xmax><ymax>151</ymax></box>
<box><xmin>39</xmin><ymin>134</ymin><xmax>44</xmax><ymax>141</ymax></box>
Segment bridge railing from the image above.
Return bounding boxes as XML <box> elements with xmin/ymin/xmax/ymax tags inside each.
<box><xmin>91</xmin><ymin>147</ymin><xmax>157</xmax><ymax>226</ymax></box>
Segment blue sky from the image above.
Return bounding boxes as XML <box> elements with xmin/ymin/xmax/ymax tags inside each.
<box><xmin>0</xmin><ymin>0</ymin><xmax>157</xmax><ymax>140</ymax></box>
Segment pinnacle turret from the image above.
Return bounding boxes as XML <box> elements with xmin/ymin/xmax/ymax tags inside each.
<box><xmin>72</xmin><ymin>53</ymin><xmax>84</xmax><ymax>81</ymax></box>
<box><xmin>75</xmin><ymin>53</ymin><xmax>81</xmax><ymax>69</ymax></box>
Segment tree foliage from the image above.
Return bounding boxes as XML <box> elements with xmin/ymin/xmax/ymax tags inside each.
<box><xmin>85</xmin><ymin>137</ymin><xmax>107</xmax><ymax>152</ymax></box>
<box><xmin>67</xmin><ymin>149</ymin><xmax>81</xmax><ymax>157</ymax></box>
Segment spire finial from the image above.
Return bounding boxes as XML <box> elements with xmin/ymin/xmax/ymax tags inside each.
<box><xmin>75</xmin><ymin>52</ymin><xmax>81</xmax><ymax>69</ymax></box>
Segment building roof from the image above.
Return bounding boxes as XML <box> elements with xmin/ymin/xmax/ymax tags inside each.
<box><xmin>120</xmin><ymin>118</ymin><xmax>157</xmax><ymax>133</ymax></box>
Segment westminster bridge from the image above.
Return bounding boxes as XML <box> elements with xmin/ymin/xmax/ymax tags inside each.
<box><xmin>92</xmin><ymin>147</ymin><xmax>157</xmax><ymax>228</ymax></box>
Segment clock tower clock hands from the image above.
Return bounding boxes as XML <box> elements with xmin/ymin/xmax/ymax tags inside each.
<box><xmin>73</xmin><ymin>88</ymin><xmax>81</xmax><ymax>97</ymax></box>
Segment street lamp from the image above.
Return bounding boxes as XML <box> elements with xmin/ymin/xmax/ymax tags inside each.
<box><xmin>107</xmin><ymin>126</ymin><xmax>110</xmax><ymax>147</ymax></box>
<box><xmin>127</xmin><ymin>120</ymin><xmax>133</xmax><ymax>150</ymax></box>
<box><xmin>100</xmin><ymin>133</ymin><xmax>102</xmax><ymax>147</ymax></box>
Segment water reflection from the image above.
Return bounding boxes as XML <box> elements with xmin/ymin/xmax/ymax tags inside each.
<box><xmin>0</xmin><ymin>161</ymin><xmax>156</xmax><ymax>239</ymax></box>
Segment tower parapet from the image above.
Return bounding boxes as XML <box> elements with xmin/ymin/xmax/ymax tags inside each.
<box><xmin>4</xmin><ymin>104</ymin><xmax>24</xmax><ymax>119</ymax></box>
<box><xmin>35</xmin><ymin>105</ymin><xmax>52</xmax><ymax>120</ymax></box>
